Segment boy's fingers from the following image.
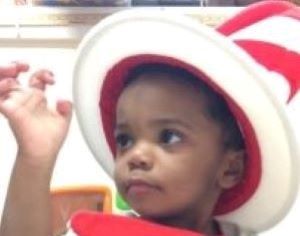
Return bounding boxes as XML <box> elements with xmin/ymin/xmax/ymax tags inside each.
<box><xmin>56</xmin><ymin>100</ymin><xmax>72</xmax><ymax>119</ymax></box>
<box><xmin>0</xmin><ymin>62</ymin><xmax>29</xmax><ymax>79</ymax></box>
<box><xmin>0</xmin><ymin>78</ymin><xmax>18</xmax><ymax>95</ymax></box>
<box><xmin>13</xmin><ymin>61</ymin><xmax>30</xmax><ymax>73</ymax></box>
<box><xmin>0</xmin><ymin>88</ymin><xmax>31</xmax><ymax>118</ymax></box>
<box><xmin>0</xmin><ymin>79</ymin><xmax>22</xmax><ymax>104</ymax></box>
<box><xmin>24</xmin><ymin>89</ymin><xmax>47</xmax><ymax>111</ymax></box>
<box><xmin>15</xmin><ymin>0</ymin><xmax>27</xmax><ymax>5</ymax></box>
<box><xmin>29</xmin><ymin>70</ymin><xmax>55</xmax><ymax>90</ymax></box>
<box><xmin>0</xmin><ymin>64</ymin><xmax>18</xmax><ymax>79</ymax></box>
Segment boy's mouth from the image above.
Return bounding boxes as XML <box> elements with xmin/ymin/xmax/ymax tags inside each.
<box><xmin>125</xmin><ymin>178</ymin><xmax>160</xmax><ymax>197</ymax></box>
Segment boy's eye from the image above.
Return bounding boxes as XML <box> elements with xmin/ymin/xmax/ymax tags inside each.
<box><xmin>115</xmin><ymin>133</ymin><xmax>133</xmax><ymax>150</ymax></box>
<box><xmin>159</xmin><ymin>129</ymin><xmax>182</xmax><ymax>145</ymax></box>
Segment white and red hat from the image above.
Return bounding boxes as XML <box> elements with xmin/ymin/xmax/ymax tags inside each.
<box><xmin>73</xmin><ymin>1</ymin><xmax>300</xmax><ymax>233</ymax></box>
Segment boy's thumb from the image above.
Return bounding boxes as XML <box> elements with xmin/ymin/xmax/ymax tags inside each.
<box><xmin>56</xmin><ymin>100</ymin><xmax>73</xmax><ymax>120</ymax></box>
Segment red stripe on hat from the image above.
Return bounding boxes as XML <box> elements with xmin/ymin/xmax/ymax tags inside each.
<box><xmin>218</xmin><ymin>1</ymin><xmax>294</xmax><ymax>36</ymax></box>
<box><xmin>236</xmin><ymin>40</ymin><xmax>300</xmax><ymax>101</ymax></box>
<box><xmin>285</xmin><ymin>7</ymin><xmax>300</xmax><ymax>20</ymax></box>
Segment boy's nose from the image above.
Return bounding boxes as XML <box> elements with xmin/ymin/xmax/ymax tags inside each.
<box><xmin>127</xmin><ymin>142</ymin><xmax>154</xmax><ymax>171</ymax></box>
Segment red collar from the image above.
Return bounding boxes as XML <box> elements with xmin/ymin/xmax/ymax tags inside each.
<box><xmin>70</xmin><ymin>211</ymin><xmax>224</xmax><ymax>236</ymax></box>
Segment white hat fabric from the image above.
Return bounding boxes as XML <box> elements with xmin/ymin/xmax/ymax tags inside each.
<box><xmin>73</xmin><ymin>1</ymin><xmax>300</xmax><ymax>232</ymax></box>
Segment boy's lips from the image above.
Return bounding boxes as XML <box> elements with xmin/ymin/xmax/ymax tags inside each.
<box><xmin>125</xmin><ymin>178</ymin><xmax>160</xmax><ymax>197</ymax></box>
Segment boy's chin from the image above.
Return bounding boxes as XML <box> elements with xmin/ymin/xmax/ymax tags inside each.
<box><xmin>137</xmin><ymin>208</ymin><xmax>185</xmax><ymax>222</ymax></box>
<box><xmin>133</xmin><ymin>206</ymin><xmax>173</xmax><ymax>219</ymax></box>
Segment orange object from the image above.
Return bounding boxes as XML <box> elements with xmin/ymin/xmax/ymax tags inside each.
<box><xmin>50</xmin><ymin>185</ymin><xmax>112</xmax><ymax>236</ymax></box>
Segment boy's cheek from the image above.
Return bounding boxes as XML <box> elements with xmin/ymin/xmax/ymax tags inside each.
<box><xmin>114</xmin><ymin>178</ymin><xmax>127</xmax><ymax>201</ymax></box>
<box><xmin>113</xmin><ymin>164</ymin><xmax>125</xmax><ymax>190</ymax></box>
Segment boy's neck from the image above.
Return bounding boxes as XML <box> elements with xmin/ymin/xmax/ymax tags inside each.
<box><xmin>144</xmin><ymin>214</ymin><xmax>221</xmax><ymax>235</ymax></box>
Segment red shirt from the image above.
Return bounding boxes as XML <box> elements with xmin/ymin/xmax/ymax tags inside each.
<box><xmin>70</xmin><ymin>211</ymin><xmax>224</xmax><ymax>236</ymax></box>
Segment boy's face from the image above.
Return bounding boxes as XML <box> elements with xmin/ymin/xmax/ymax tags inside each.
<box><xmin>113</xmin><ymin>73</ymin><xmax>236</xmax><ymax>221</ymax></box>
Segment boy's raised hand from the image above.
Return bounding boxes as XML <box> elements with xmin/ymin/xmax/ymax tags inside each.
<box><xmin>0</xmin><ymin>61</ymin><xmax>29</xmax><ymax>79</ymax></box>
<box><xmin>0</xmin><ymin>62</ymin><xmax>72</xmax><ymax>236</ymax></box>
<box><xmin>0</xmin><ymin>63</ymin><xmax>72</xmax><ymax>167</ymax></box>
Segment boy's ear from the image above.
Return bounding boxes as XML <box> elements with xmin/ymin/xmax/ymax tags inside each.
<box><xmin>217</xmin><ymin>150</ymin><xmax>245</xmax><ymax>189</ymax></box>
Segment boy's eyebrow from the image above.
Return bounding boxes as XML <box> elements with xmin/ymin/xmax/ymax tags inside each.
<box><xmin>150</xmin><ymin>118</ymin><xmax>193</xmax><ymax>130</ymax></box>
<box><xmin>114</xmin><ymin>123</ymin><xmax>128</xmax><ymax>133</ymax></box>
<box><xmin>114</xmin><ymin>118</ymin><xmax>194</xmax><ymax>132</ymax></box>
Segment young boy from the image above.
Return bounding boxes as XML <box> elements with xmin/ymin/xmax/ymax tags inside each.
<box><xmin>0</xmin><ymin>60</ymin><xmax>244</xmax><ymax>236</ymax></box>
<box><xmin>0</xmin><ymin>56</ymin><xmax>246</xmax><ymax>236</ymax></box>
<box><xmin>1</xmin><ymin>1</ymin><xmax>299</xmax><ymax>236</ymax></box>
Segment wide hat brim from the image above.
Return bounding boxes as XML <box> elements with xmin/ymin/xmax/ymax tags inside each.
<box><xmin>73</xmin><ymin>9</ymin><xmax>299</xmax><ymax>232</ymax></box>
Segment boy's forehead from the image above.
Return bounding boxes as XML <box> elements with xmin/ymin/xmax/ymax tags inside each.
<box><xmin>128</xmin><ymin>71</ymin><xmax>197</xmax><ymax>87</ymax></box>
<box><xmin>122</xmin><ymin>72</ymin><xmax>203</xmax><ymax>98</ymax></box>
<box><xmin>116</xmin><ymin>75</ymin><xmax>212</xmax><ymax>126</ymax></box>
<box><xmin>119</xmin><ymin>73</ymin><xmax>204</xmax><ymax>106</ymax></box>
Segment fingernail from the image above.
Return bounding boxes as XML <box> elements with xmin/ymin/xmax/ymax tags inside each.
<box><xmin>6</xmin><ymin>78</ymin><xmax>15</xmax><ymax>84</ymax></box>
<box><xmin>47</xmin><ymin>71</ymin><xmax>54</xmax><ymax>76</ymax></box>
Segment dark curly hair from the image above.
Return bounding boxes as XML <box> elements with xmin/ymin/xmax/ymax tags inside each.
<box><xmin>125</xmin><ymin>63</ymin><xmax>245</xmax><ymax>151</ymax></box>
